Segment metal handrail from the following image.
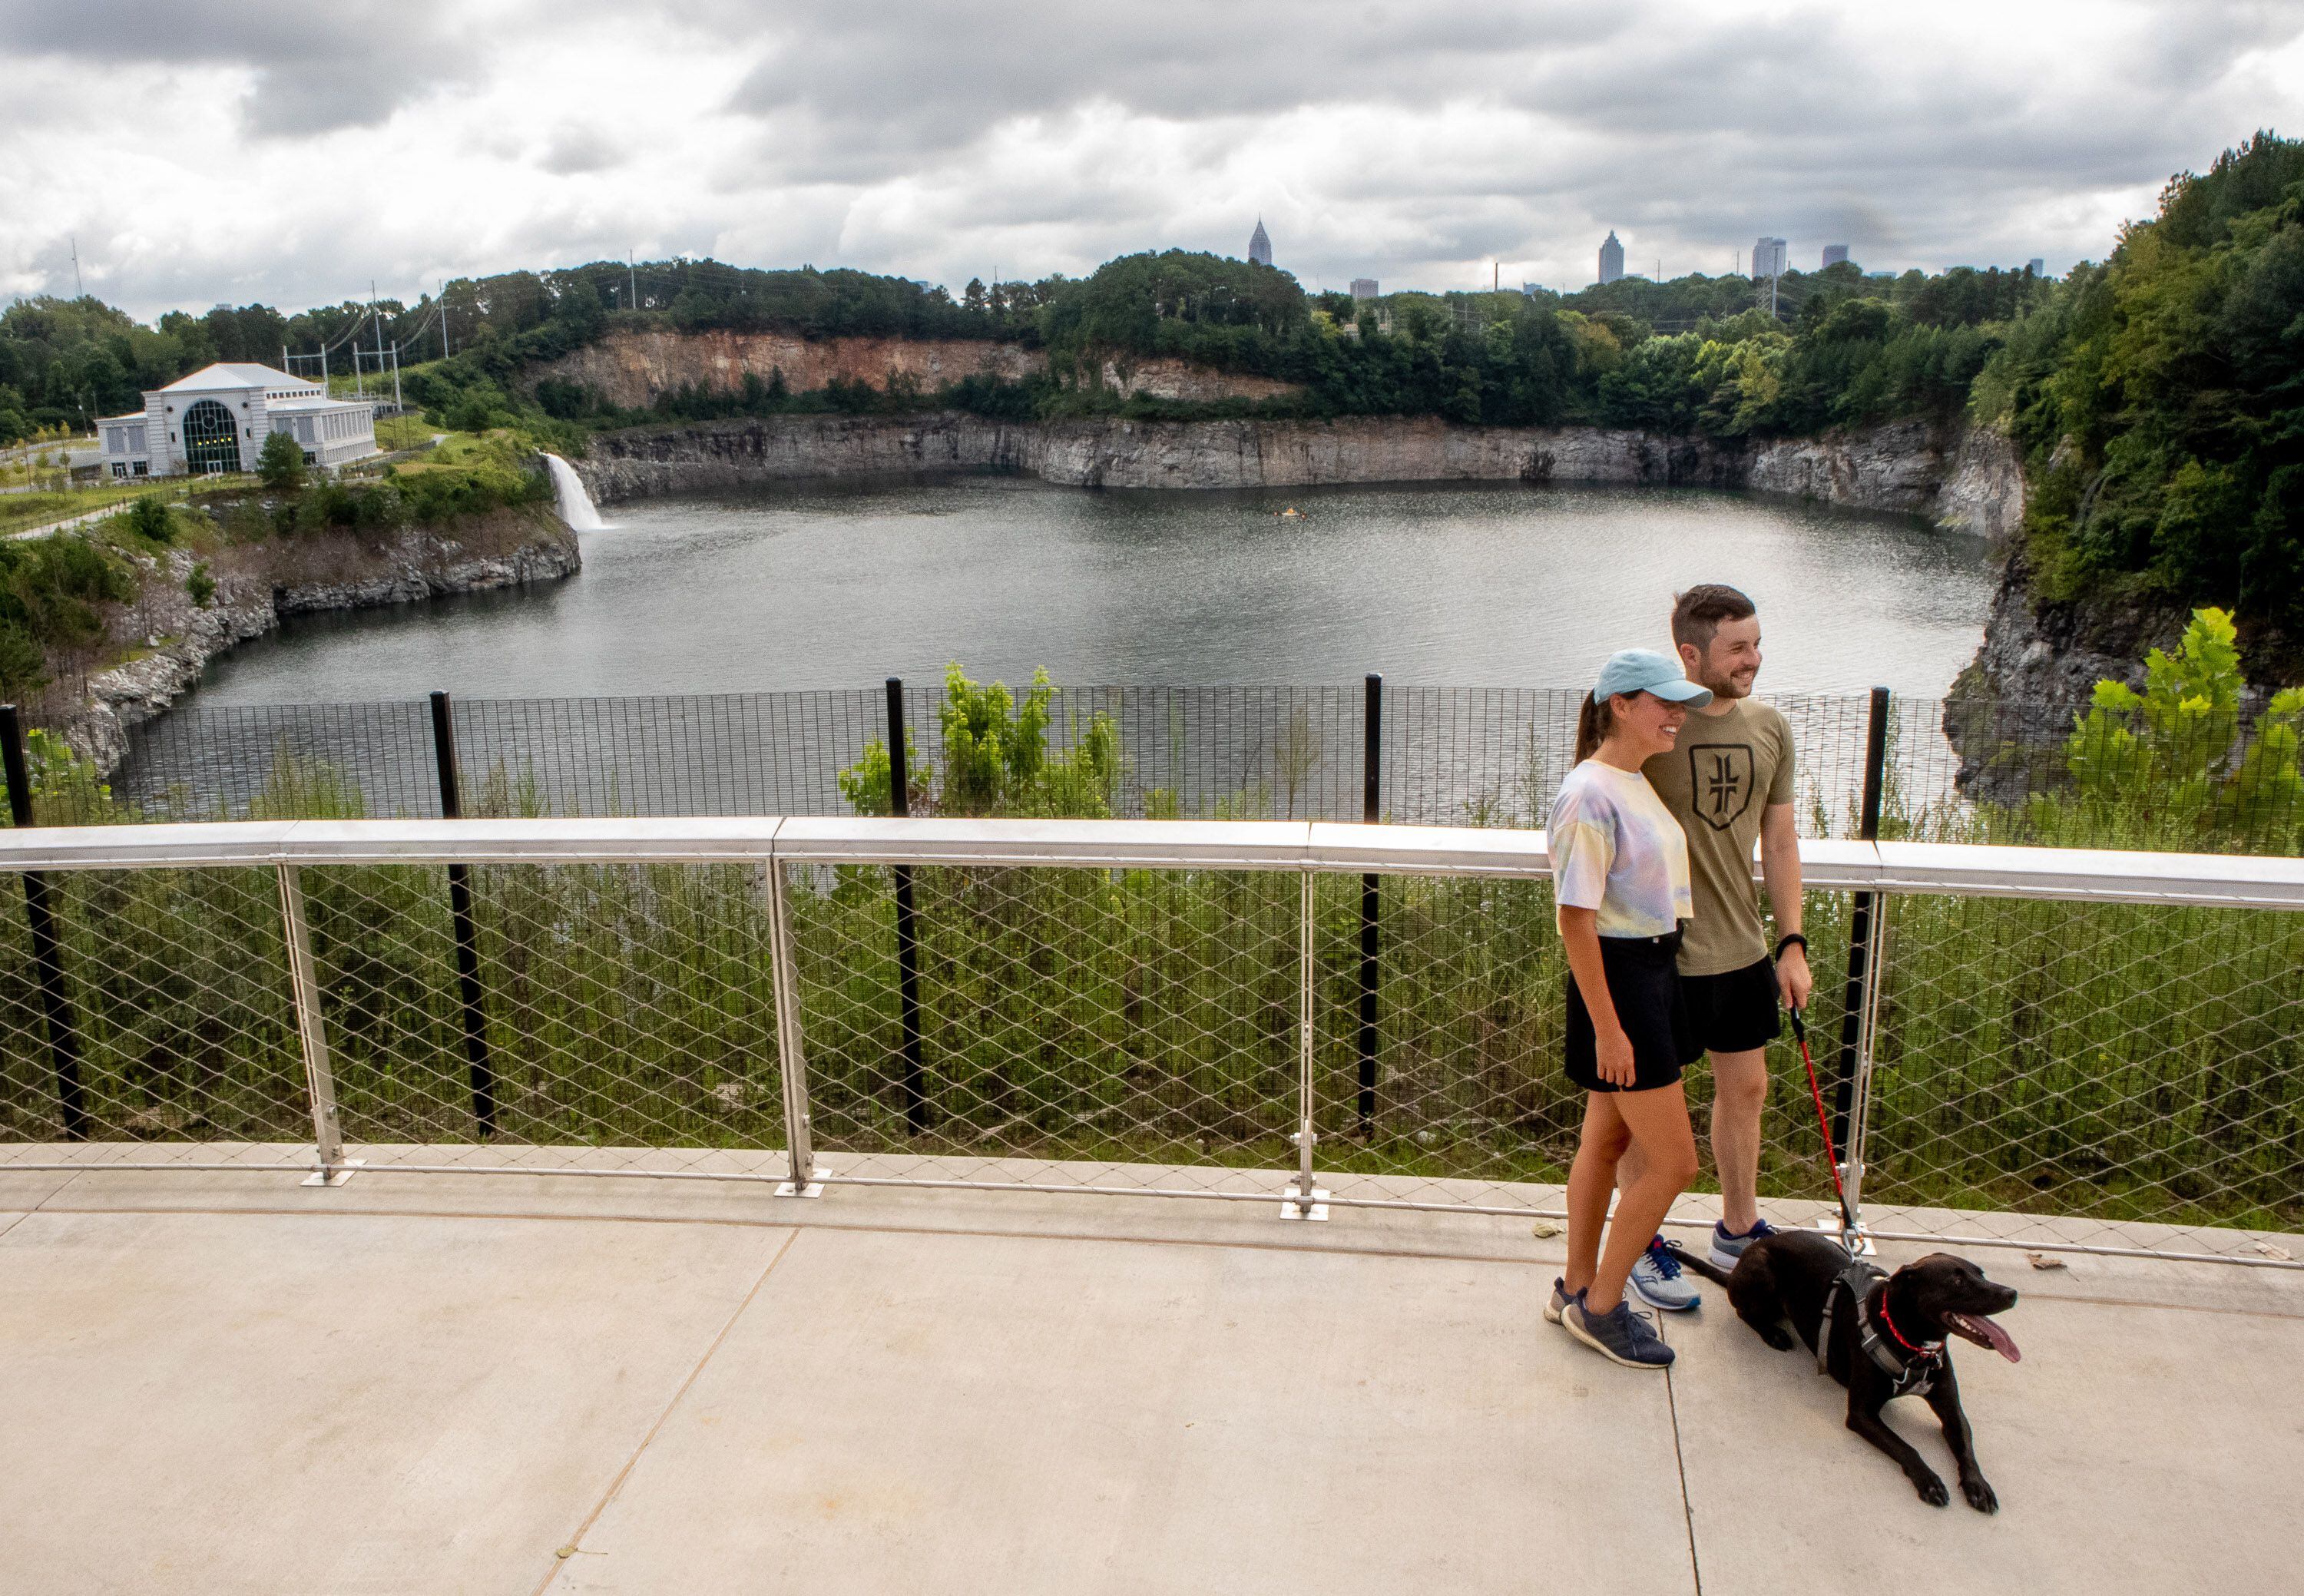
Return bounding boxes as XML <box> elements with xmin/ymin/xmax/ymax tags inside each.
<box><xmin>2</xmin><ymin>816</ymin><xmax>2301</xmax><ymax>907</ymax></box>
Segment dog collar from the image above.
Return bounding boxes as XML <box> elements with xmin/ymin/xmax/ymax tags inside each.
<box><xmin>1874</xmin><ymin>1296</ymin><xmax>1944</xmax><ymax>1361</ymax></box>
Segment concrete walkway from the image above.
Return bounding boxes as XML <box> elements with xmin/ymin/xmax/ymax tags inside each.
<box><xmin>2</xmin><ymin>1165</ymin><xmax>2297</xmax><ymax>1594</ymax></box>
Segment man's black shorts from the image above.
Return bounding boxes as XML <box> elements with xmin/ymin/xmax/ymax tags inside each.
<box><xmin>1680</xmin><ymin>956</ymin><xmax>1783</xmax><ymax>1055</ymax></box>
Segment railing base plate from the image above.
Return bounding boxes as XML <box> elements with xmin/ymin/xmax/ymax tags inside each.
<box><xmin>776</xmin><ymin>1164</ymin><xmax>828</xmax><ymax>1199</ymax></box>
<box><xmin>1812</xmin><ymin>1217</ymin><xmax>1876</xmax><ymax>1256</ymax></box>
<box><xmin>303</xmin><ymin>1158</ymin><xmax>365</xmax><ymax>1188</ymax></box>
<box><xmin>1279</xmin><ymin>1184</ymin><xmax>1329</xmax><ymax>1222</ymax></box>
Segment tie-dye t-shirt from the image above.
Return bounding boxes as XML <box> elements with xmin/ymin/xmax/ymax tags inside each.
<box><xmin>1548</xmin><ymin>759</ymin><xmax>1693</xmax><ymax>938</ymax></box>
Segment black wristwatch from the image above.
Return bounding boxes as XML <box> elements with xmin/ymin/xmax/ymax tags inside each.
<box><xmin>1773</xmin><ymin>932</ymin><xmax>1809</xmax><ymax>962</ymax></box>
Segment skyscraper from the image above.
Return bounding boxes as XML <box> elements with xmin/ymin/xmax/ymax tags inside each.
<box><xmin>1597</xmin><ymin>230</ymin><xmax>1624</xmax><ymax>285</ymax></box>
<box><xmin>1751</xmin><ymin>237</ymin><xmax>1788</xmax><ymax>278</ymax></box>
<box><xmin>1248</xmin><ymin>218</ymin><xmax>1273</xmax><ymax>267</ymax></box>
<box><xmin>1349</xmin><ymin>278</ymin><xmax>1379</xmax><ymax>300</ymax></box>
<box><xmin>1821</xmin><ymin>243</ymin><xmax>1850</xmax><ymax>269</ymax></box>
<box><xmin>2027</xmin><ymin>257</ymin><xmax>2046</xmax><ymax>276</ymax></box>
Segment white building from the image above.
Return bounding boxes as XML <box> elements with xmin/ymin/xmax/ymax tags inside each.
<box><xmin>1598</xmin><ymin>230</ymin><xmax>1624</xmax><ymax>285</ymax></box>
<box><xmin>96</xmin><ymin>363</ymin><xmax>377</xmax><ymax>480</ymax></box>
<box><xmin>1249</xmin><ymin>217</ymin><xmax>1273</xmax><ymax>268</ymax></box>
<box><xmin>1751</xmin><ymin>237</ymin><xmax>1789</xmax><ymax>278</ymax></box>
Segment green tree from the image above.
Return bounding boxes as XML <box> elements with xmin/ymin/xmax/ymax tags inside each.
<box><xmin>2060</xmin><ymin>607</ymin><xmax>2301</xmax><ymax>843</ymax></box>
<box><xmin>257</xmin><ymin>429</ymin><xmax>307</xmax><ymax>492</ymax></box>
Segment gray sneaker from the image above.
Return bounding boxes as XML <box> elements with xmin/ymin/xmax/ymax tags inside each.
<box><xmin>1708</xmin><ymin>1217</ymin><xmax>1777</xmax><ymax>1271</ymax></box>
<box><xmin>1544</xmin><ymin>1277</ymin><xmax>1577</xmax><ymax>1325</ymax></box>
<box><xmin>1627</xmin><ymin>1236</ymin><xmax>1702</xmax><ymax>1312</ymax></box>
<box><xmin>1565</xmin><ymin>1295</ymin><xmax>1677</xmax><ymax>1369</ymax></box>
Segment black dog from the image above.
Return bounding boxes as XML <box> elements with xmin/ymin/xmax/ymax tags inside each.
<box><xmin>1667</xmin><ymin>1230</ymin><xmax>2021</xmax><ymax>1511</ymax></box>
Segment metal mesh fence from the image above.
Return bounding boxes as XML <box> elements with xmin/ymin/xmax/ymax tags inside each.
<box><xmin>5</xmin><ymin>840</ymin><xmax>2298</xmax><ymax>1264</ymax></box>
<box><xmin>72</xmin><ymin>683</ymin><xmax>2300</xmax><ymax>854</ymax></box>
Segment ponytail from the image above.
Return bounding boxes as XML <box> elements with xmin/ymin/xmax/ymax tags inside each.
<box><xmin>1574</xmin><ymin>691</ymin><xmax>1615</xmax><ymax>763</ymax></box>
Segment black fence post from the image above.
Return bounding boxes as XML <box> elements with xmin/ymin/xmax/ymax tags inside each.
<box><xmin>1830</xmin><ymin>686</ymin><xmax>1891</xmax><ymax>1153</ymax></box>
<box><xmin>1357</xmin><ymin>674</ymin><xmax>1382</xmax><ymax>1135</ymax></box>
<box><xmin>886</xmin><ymin>677</ymin><xmax>929</xmax><ymax>1134</ymax></box>
<box><xmin>429</xmin><ymin>692</ymin><xmax>497</xmax><ymax>1138</ymax></box>
<box><xmin>2</xmin><ymin>704</ymin><xmax>88</xmax><ymax>1141</ymax></box>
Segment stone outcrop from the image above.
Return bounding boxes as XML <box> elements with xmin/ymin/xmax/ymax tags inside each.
<box><xmin>528</xmin><ymin>329</ymin><xmax>1302</xmax><ymax>412</ymax></box>
<box><xmin>61</xmin><ymin>504</ymin><xmax>579</xmax><ymax>774</ymax></box>
<box><xmin>575</xmin><ymin>412</ymin><xmax>2024</xmax><ymax>531</ymax></box>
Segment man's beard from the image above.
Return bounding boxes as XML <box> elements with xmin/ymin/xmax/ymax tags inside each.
<box><xmin>1703</xmin><ymin>666</ymin><xmax>1756</xmax><ymax>700</ymax></box>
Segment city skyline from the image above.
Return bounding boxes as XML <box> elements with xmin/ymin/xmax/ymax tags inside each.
<box><xmin>6</xmin><ymin>2</ymin><xmax>2302</xmax><ymax>318</ymax></box>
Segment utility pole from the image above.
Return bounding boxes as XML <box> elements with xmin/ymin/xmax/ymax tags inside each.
<box><xmin>70</xmin><ymin>235</ymin><xmax>83</xmax><ymax>298</ymax></box>
<box><xmin>372</xmin><ymin>282</ymin><xmax>389</xmax><ymax>409</ymax></box>
<box><xmin>440</xmin><ymin>280</ymin><xmax>450</xmax><ymax>359</ymax></box>
<box><xmin>628</xmin><ymin>251</ymin><xmax>637</xmax><ymax>314</ymax></box>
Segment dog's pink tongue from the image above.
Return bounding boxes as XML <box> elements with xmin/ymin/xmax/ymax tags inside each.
<box><xmin>1964</xmin><ymin>1314</ymin><xmax>2021</xmax><ymax>1363</ymax></box>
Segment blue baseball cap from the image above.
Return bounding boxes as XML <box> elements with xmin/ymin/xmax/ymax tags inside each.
<box><xmin>1593</xmin><ymin>648</ymin><xmax>1713</xmax><ymax>708</ymax></box>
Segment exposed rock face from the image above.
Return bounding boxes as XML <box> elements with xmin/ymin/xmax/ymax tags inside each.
<box><xmin>61</xmin><ymin>505</ymin><xmax>579</xmax><ymax>775</ymax></box>
<box><xmin>1937</xmin><ymin>425</ymin><xmax>2027</xmax><ymax>544</ymax></box>
<box><xmin>533</xmin><ymin>329</ymin><xmax>1041</xmax><ymax>410</ymax></box>
<box><xmin>528</xmin><ymin>329</ymin><xmax>1303</xmax><ymax>412</ymax></box>
<box><xmin>1091</xmin><ymin>356</ymin><xmax>1302</xmax><ymax>403</ymax></box>
<box><xmin>578</xmin><ymin>414</ymin><xmax>1766</xmax><ymax>501</ymax></box>
<box><xmin>576</xmin><ymin>412</ymin><xmax>2027</xmax><ymax>530</ymax></box>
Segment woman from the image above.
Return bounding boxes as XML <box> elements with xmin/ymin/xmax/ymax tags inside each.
<box><xmin>1544</xmin><ymin>649</ymin><xmax>1711</xmax><ymax>1369</ymax></box>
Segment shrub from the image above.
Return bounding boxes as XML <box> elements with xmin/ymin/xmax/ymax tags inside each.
<box><xmin>257</xmin><ymin>429</ymin><xmax>306</xmax><ymax>492</ymax></box>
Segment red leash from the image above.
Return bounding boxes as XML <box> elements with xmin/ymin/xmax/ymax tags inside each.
<box><xmin>1790</xmin><ymin>1008</ymin><xmax>1855</xmax><ymax>1232</ymax></box>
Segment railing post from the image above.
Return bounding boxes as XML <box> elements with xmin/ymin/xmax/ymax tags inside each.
<box><xmin>764</xmin><ymin>856</ymin><xmax>823</xmax><ymax>1197</ymax></box>
<box><xmin>1839</xmin><ymin>895</ymin><xmax>1893</xmax><ymax>1232</ymax></box>
<box><xmin>2</xmin><ymin>704</ymin><xmax>87</xmax><ymax>1141</ymax></box>
<box><xmin>429</xmin><ymin>691</ymin><xmax>497</xmax><ymax>1137</ymax></box>
<box><xmin>885</xmin><ymin>677</ymin><xmax>929</xmax><ymax>1134</ymax></box>
<box><xmin>1356</xmin><ymin>673</ymin><xmax>1381</xmax><ymax>1137</ymax></box>
<box><xmin>1283</xmin><ymin>869</ymin><xmax>1327</xmax><ymax>1220</ymax></box>
<box><xmin>1829</xmin><ymin>685</ymin><xmax>1890</xmax><ymax>1243</ymax></box>
<box><xmin>276</xmin><ymin>863</ymin><xmax>355</xmax><ymax>1186</ymax></box>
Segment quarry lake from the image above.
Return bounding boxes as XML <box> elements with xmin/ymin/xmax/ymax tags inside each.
<box><xmin>188</xmin><ymin>476</ymin><xmax>1997</xmax><ymax>704</ymax></box>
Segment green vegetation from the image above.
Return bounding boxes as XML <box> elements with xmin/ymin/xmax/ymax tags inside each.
<box><xmin>0</xmin><ymin>532</ymin><xmax>136</xmax><ymax>699</ymax></box>
<box><xmin>1975</xmin><ymin>133</ymin><xmax>2304</xmax><ymax>648</ymax></box>
<box><xmin>256</xmin><ymin>429</ymin><xmax>306</xmax><ymax>492</ymax></box>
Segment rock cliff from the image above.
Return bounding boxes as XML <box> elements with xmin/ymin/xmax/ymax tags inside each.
<box><xmin>528</xmin><ymin>329</ymin><xmax>1299</xmax><ymax>411</ymax></box>
<box><xmin>575</xmin><ymin>411</ymin><xmax>2024</xmax><ymax>533</ymax></box>
<box><xmin>61</xmin><ymin>503</ymin><xmax>580</xmax><ymax>774</ymax></box>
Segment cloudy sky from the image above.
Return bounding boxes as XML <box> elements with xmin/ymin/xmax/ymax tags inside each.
<box><xmin>5</xmin><ymin>0</ymin><xmax>2302</xmax><ymax>320</ymax></box>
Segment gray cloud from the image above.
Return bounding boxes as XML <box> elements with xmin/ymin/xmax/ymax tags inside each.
<box><xmin>0</xmin><ymin>0</ymin><xmax>479</xmax><ymax>134</ymax></box>
<box><xmin>5</xmin><ymin>1</ymin><xmax>2303</xmax><ymax>316</ymax></box>
<box><xmin>537</xmin><ymin>124</ymin><xmax>624</xmax><ymax>177</ymax></box>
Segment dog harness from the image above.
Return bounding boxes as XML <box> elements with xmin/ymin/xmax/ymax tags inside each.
<box><xmin>1817</xmin><ymin>1258</ymin><xmax>1945</xmax><ymax>1398</ymax></box>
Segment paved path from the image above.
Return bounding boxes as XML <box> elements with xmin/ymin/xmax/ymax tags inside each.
<box><xmin>2</xmin><ymin>1165</ymin><xmax>2296</xmax><ymax>1594</ymax></box>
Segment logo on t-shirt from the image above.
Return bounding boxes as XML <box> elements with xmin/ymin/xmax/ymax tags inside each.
<box><xmin>1687</xmin><ymin>744</ymin><xmax>1755</xmax><ymax>832</ymax></box>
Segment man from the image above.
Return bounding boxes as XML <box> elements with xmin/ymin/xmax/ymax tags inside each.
<box><xmin>1619</xmin><ymin>584</ymin><xmax>1812</xmax><ymax>1312</ymax></box>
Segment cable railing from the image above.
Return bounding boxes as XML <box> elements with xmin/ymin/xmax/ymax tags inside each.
<box><xmin>4</xmin><ymin>813</ymin><xmax>2299</xmax><ymax>1270</ymax></box>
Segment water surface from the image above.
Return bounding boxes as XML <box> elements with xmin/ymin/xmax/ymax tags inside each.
<box><xmin>188</xmin><ymin>477</ymin><xmax>1996</xmax><ymax>702</ymax></box>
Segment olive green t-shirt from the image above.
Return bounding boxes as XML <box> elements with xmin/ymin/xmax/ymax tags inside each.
<box><xmin>1640</xmin><ymin>697</ymin><xmax>1796</xmax><ymax>976</ymax></box>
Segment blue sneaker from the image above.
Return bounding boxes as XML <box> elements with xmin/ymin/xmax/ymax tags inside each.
<box><xmin>1544</xmin><ymin>1277</ymin><xmax>1577</xmax><ymax>1325</ymax></box>
<box><xmin>1709</xmin><ymin>1217</ymin><xmax>1778</xmax><ymax>1271</ymax></box>
<box><xmin>1627</xmin><ymin>1235</ymin><xmax>1701</xmax><ymax>1312</ymax></box>
<box><xmin>1565</xmin><ymin>1295</ymin><xmax>1676</xmax><ymax>1369</ymax></box>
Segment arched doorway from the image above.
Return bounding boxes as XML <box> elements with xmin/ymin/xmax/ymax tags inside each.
<box><xmin>182</xmin><ymin>399</ymin><xmax>240</xmax><ymax>474</ymax></box>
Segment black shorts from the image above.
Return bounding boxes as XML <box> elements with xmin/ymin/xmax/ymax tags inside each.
<box><xmin>1680</xmin><ymin>956</ymin><xmax>1784</xmax><ymax>1055</ymax></box>
<box><xmin>1564</xmin><ymin>932</ymin><xmax>1703</xmax><ymax>1094</ymax></box>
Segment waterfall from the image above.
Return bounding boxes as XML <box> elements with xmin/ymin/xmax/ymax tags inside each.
<box><xmin>543</xmin><ymin>453</ymin><xmax>606</xmax><ymax>531</ymax></box>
